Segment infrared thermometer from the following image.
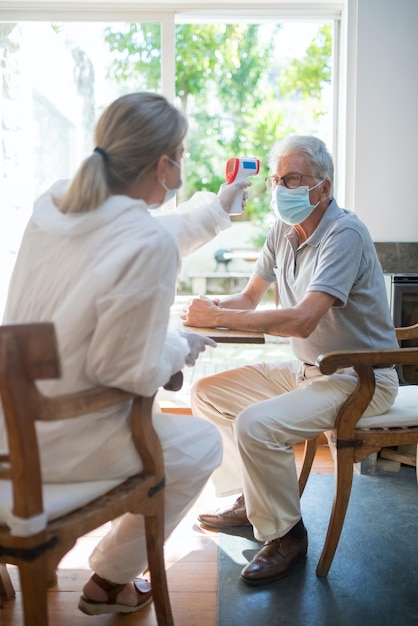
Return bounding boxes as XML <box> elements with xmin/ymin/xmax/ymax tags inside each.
<box><xmin>225</xmin><ymin>157</ymin><xmax>260</xmax><ymax>214</ymax></box>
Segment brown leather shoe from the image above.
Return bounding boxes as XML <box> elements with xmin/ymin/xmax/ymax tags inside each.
<box><xmin>197</xmin><ymin>494</ymin><xmax>250</xmax><ymax>529</ymax></box>
<box><xmin>240</xmin><ymin>531</ymin><xmax>308</xmax><ymax>586</ymax></box>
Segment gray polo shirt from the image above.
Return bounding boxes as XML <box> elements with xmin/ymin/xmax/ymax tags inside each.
<box><xmin>255</xmin><ymin>199</ymin><xmax>398</xmax><ymax>365</ymax></box>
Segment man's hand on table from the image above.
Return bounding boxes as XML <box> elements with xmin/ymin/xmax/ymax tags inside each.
<box><xmin>180</xmin><ymin>295</ymin><xmax>220</xmax><ymax>329</ymax></box>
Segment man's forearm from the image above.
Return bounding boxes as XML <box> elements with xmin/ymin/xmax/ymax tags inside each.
<box><xmin>212</xmin><ymin>290</ymin><xmax>336</xmax><ymax>338</ymax></box>
<box><xmin>219</xmin><ymin>292</ymin><xmax>254</xmax><ymax>310</ymax></box>
<box><xmin>213</xmin><ymin>306</ymin><xmax>288</xmax><ymax>336</ymax></box>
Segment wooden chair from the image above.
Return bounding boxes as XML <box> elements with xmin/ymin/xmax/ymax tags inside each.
<box><xmin>0</xmin><ymin>322</ymin><xmax>182</xmax><ymax>626</ymax></box>
<box><xmin>298</xmin><ymin>323</ymin><xmax>418</xmax><ymax>577</ymax></box>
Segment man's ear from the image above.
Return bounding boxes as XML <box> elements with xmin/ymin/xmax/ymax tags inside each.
<box><xmin>321</xmin><ymin>178</ymin><xmax>331</xmax><ymax>198</ymax></box>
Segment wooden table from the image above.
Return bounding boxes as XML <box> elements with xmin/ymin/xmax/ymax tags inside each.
<box><xmin>185</xmin><ymin>326</ymin><xmax>265</xmax><ymax>344</ymax></box>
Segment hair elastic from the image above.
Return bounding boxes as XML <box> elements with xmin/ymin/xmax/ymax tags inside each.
<box><xmin>94</xmin><ymin>146</ymin><xmax>109</xmax><ymax>162</ymax></box>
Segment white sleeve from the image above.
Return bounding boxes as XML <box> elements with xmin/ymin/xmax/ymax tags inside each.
<box><xmin>86</xmin><ymin>230</ymin><xmax>190</xmax><ymax>396</ymax></box>
<box><xmin>157</xmin><ymin>191</ymin><xmax>231</xmax><ymax>258</ymax></box>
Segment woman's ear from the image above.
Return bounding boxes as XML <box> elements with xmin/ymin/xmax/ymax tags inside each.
<box><xmin>156</xmin><ymin>154</ymin><xmax>168</xmax><ymax>185</ymax></box>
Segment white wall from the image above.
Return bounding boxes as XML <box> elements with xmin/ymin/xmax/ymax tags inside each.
<box><xmin>348</xmin><ymin>0</ymin><xmax>418</xmax><ymax>241</ymax></box>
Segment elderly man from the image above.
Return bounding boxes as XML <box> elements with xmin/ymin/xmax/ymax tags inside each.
<box><xmin>181</xmin><ymin>135</ymin><xmax>399</xmax><ymax>586</ymax></box>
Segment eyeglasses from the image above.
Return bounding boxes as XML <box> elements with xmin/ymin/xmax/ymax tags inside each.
<box><xmin>264</xmin><ymin>173</ymin><xmax>317</xmax><ymax>190</ymax></box>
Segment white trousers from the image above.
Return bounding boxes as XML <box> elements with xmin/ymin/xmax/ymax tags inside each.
<box><xmin>190</xmin><ymin>359</ymin><xmax>399</xmax><ymax>542</ymax></box>
<box><xmin>88</xmin><ymin>412</ymin><xmax>222</xmax><ymax>583</ymax></box>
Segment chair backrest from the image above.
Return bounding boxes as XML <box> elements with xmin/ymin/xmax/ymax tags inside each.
<box><xmin>0</xmin><ymin>323</ymin><xmax>142</xmax><ymax>525</ymax></box>
<box><xmin>0</xmin><ymin>323</ymin><xmax>59</xmax><ymax>521</ymax></box>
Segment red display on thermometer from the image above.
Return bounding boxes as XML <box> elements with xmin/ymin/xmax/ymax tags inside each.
<box><xmin>225</xmin><ymin>157</ymin><xmax>260</xmax><ymax>214</ymax></box>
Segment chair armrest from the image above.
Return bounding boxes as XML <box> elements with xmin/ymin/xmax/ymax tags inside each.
<box><xmin>316</xmin><ymin>347</ymin><xmax>418</xmax><ymax>375</ymax></box>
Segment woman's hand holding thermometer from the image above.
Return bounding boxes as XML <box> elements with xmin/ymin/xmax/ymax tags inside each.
<box><xmin>225</xmin><ymin>157</ymin><xmax>260</xmax><ymax>214</ymax></box>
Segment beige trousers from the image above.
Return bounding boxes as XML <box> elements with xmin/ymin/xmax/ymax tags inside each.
<box><xmin>190</xmin><ymin>359</ymin><xmax>398</xmax><ymax>542</ymax></box>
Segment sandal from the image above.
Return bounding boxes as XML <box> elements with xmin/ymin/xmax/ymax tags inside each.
<box><xmin>78</xmin><ymin>572</ymin><xmax>153</xmax><ymax>615</ymax></box>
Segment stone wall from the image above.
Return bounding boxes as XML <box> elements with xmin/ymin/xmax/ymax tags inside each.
<box><xmin>374</xmin><ymin>242</ymin><xmax>418</xmax><ymax>275</ymax></box>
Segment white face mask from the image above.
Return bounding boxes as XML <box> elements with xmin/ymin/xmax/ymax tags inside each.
<box><xmin>161</xmin><ymin>157</ymin><xmax>182</xmax><ymax>204</ymax></box>
<box><xmin>147</xmin><ymin>157</ymin><xmax>182</xmax><ymax>210</ymax></box>
<box><xmin>271</xmin><ymin>179</ymin><xmax>323</xmax><ymax>224</ymax></box>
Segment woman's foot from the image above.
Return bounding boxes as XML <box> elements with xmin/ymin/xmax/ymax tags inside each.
<box><xmin>78</xmin><ymin>572</ymin><xmax>152</xmax><ymax>615</ymax></box>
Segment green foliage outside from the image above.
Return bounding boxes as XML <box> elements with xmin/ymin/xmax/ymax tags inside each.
<box><xmin>104</xmin><ymin>22</ymin><xmax>332</xmax><ymax>245</ymax></box>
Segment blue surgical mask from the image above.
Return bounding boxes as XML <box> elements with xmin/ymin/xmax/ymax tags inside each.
<box><xmin>271</xmin><ymin>180</ymin><xmax>323</xmax><ymax>225</ymax></box>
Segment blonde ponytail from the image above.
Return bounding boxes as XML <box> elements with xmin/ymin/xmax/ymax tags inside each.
<box><xmin>55</xmin><ymin>152</ymin><xmax>110</xmax><ymax>214</ymax></box>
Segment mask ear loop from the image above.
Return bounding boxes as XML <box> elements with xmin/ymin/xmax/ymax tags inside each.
<box><xmin>308</xmin><ymin>180</ymin><xmax>325</xmax><ymax>209</ymax></box>
<box><xmin>308</xmin><ymin>179</ymin><xmax>324</xmax><ymax>192</ymax></box>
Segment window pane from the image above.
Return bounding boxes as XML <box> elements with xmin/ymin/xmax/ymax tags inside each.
<box><xmin>175</xmin><ymin>21</ymin><xmax>333</xmax><ymax>200</ymax></box>
<box><xmin>0</xmin><ymin>21</ymin><xmax>161</xmax><ymax>315</ymax></box>
<box><xmin>170</xmin><ymin>20</ymin><xmax>334</xmax><ymax>295</ymax></box>
<box><xmin>0</xmin><ymin>18</ymin><xmax>335</xmax><ymax>307</ymax></box>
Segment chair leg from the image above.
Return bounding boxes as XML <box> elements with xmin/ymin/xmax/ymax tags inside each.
<box><xmin>47</xmin><ymin>568</ymin><xmax>58</xmax><ymax>588</ymax></box>
<box><xmin>298</xmin><ymin>437</ymin><xmax>319</xmax><ymax>496</ymax></box>
<box><xmin>316</xmin><ymin>447</ymin><xmax>354</xmax><ymax>577</ymax></box>
<box><xmin>144</xmin><ymin>501</ymin><xmax>174</xmax><ymax>626</ymax></box>
<box><xmin>0</xmin><ymin>563</ymin><xmax>15</xmax><ymax>602</ymax></box>
<box><xmin>19</xmin><ymin>559</ymin><xmax>49</xmax><ymax>626</ymax></box>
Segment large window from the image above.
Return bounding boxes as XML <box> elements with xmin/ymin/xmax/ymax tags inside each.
<box><xmin>0</xmin><ymin>6</ymin><xmax>341</xmax><ymax>312</ymax></box>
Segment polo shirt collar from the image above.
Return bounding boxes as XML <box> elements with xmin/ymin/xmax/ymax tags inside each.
<box><xmin>302</xmin><ymin>198</ymin><xmax>343</xmax><ymax>248</ymax></box>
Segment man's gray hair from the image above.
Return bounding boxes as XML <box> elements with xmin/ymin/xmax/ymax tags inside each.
<box><xmin>269</xmin><ymin>135</ymin><xmax>334</xmax><ymax>199</ymax></box>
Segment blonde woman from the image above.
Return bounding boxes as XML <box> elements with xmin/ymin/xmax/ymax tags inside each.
<box><xmin>2</xmin><ymin>92</ymin><xmax>246</xmax><ymax>615</ymax></box>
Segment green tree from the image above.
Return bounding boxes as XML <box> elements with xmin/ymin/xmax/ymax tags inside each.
<box><xmin>212</xmin><ymin>25</ymin><xmax>278</xmax><ymax>155</ymax></box>
<box><xmin>184</xmin><ymin>24</ymin><xmax>279</xmax><ymax>199</ymax></box>
<box><xmin>247</xmin><ymin>24</ymin><xmax>333</xmax><ymax>242</ymax></box>
<box><xmin>104</xmin><ymin>23</ymin><xmax>277</xmax><ymax>202</ymax></box>
<box><xmin>104</xmin><ymin>23</ymin><xmax>161</xmax><ymax>90</ymax></box>
<box><xmin>278</xmin><ymin>24</ymin><xmax>332</xmax><ymax>118</ymax></box>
